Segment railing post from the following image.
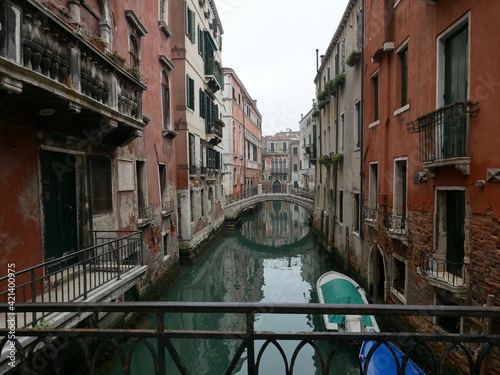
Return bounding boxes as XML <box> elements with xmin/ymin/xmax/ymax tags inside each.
<box><xmin>246</xmin><ymin>312</ymin><xmax>255</xmax><ymax>375</ymax></box>
<box><xmin>31</xmin><ymin>269</ymin><xmax>37</xmax><ymax>326</ymax></box>
<box><xmin>157</xmin><ymin>313</ymin><xmax>166</xmax><ymax>375</ymax></box>
<box><xmin>83</xmin><ymin>250</ymin><xmax>88</xmax><ymax>300</ymax></box>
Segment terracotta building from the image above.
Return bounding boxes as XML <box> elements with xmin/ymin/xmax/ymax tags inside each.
<box><xmin>363</xmin><ymin>0</ymin><xmax>500</xmax><ymax>351</ymax></box>
<box><xmin>0</xmin><ymin>0</ymin><xmax>178</xmax><ymax>312</ymax></box>
<box><xmin>221</xmin><ymin>67</ymin><xmax>262</xmax><ymax>199</ymax></box>
<box><xmin>170</xmin><ymin>0</ymin><xmax>225</xmax><ymax>261</ymax></box>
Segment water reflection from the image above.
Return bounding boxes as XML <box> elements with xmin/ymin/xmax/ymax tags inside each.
<box><xmin>103</xmin><ymin>201</ymin><xmax>359</xmax><ymax>375</ymax></box>
<box><xmin>240</xmin><ymin>201</ymin><xmax>310</xmax><ymax>247</ymax></box>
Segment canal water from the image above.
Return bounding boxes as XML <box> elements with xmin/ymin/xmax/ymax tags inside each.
<box><xmin>104</xmin><ymin>201</ymin><xmax>359</xmax><ymax>374</ymax></box>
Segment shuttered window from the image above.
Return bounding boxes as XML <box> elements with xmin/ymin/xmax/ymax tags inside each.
<box><xmin>186</xmin><ymin>75</ymin><xmax>195</xmax><ymax>110</ymax></box>
<box><xmin>186</xmin><ymin>6</ymin><xmax>195</xmax><ymax>43</ymax></box>
<box><xmin>91</xmin><ymin>158</ymin><xmax>112</xmax><ymax>213</ymax></box>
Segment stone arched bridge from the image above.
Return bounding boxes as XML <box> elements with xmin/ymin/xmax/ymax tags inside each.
<box><xmin>224</xmin><ymin>185</ymin><xmax>314</xmax><ymax>220</ymax></box>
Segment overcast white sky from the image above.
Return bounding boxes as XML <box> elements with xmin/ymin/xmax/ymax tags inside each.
<box><xmin>214</xmin><ymin>0</ymin><xmax>349</xmax><ymax>136</ymax></box>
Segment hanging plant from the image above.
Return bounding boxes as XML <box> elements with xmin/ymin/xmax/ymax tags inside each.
<box><xmin>330</xmin><ymin>152</ymin><xmax>344</xmax><ymax>168</ymax></box>
<box><xmin>317</xmin><ymin>100</ymin><xmax>329</xmax><ymax>110</ymax></box>
<box><xmin>333</xmin><ymin>73</ymin><xmax>346</xmax><ymax>89</ymax></box>
<box><xmin>317</xmin><ymin>90</ymin><xmax>330</xmax><ymax>102</ymax></box>
<box><xmin>346</xmin><ymin>49</ymin><xmax>362</xmax><ymax>67</ymax></box>
<box><xmin>325</xmin><ymin>79</ymin><xmax>337</xmax><ymax>96</ymax></box>
<box><xmin>312</xmin><ymin>109</ymin><xmax>320</xmax><ymax>118</ymax></box>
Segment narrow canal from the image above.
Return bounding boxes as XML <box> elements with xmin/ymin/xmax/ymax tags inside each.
<box><xmin>104</xmin><ymin>201</ymin><xmax>360</xmax><ymax>374</ymax></box>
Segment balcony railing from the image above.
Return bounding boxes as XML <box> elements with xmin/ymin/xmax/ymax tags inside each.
<box><xmin>1</xmin><ymin>302</ymin><xmax>499</xmax><ymax>374</ymax></box>
<box><xmin>0</xmin><ymin>1</ymin><xmax>146</xmax><ymax>146</ymax></box>
<box><xmin>205</xmin><ymin>118</ymin><xmax>223</xmax><ymax>139</ymax></box>
<box><xmin>363</xmin><ymin>206</ymin><xmax>379</xmax><ymax>222</ymax></box>
<box><xmin>289</xmin><ymin>187</ymin><xmax>314</xmax><ymax>200</ymax></box>
<box><xmin>406</xmin><ymin>102</ymin><xmax>479</xmax><ymax>163</ymax></box>
<box><xmin>419</xmin><ymin>252</ymin><xmax>467</xmax><ymax>288</ymax></box>
<box><xmin>0</xmin><ymin>231</ymin><xmax>142</xmax><ymax>329</ymax></box>
<box><xmin>225</xmin><ymin>186</ymin><xmax>259</xmax><ymax>204</ymax></box>
<box><xmin>385</xmin><ymin>213</ymin><xmax>407</xmax><ymax>235</ymax></box>
<box><xmin>305</xmin><ymin>144</ymin><xmax>316</xmax><ymax>158</ymax></box>
<box><xmin>204</xmin><ymin>58</ymin><xmax>224</xmax><ymax>92</ymax></box>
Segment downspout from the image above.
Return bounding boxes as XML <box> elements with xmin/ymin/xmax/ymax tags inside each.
<box><xmin>360</xmin><ymin>1</ymin><xmax>365</xmax><ymax>241</ymax></box>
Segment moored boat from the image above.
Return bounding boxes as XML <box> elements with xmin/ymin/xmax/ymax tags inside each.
<box><xmin>359</xmin><ymin>340</ymin><xmax>427</xmax><ymax>375</ymax></box>
<box><xmin>316</xmin><ymin>271</ymin><xmax>379</xmax><ymax>332</ymax></box>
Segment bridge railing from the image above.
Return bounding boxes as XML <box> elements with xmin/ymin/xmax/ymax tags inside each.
<box><xmin>1</xmin><ymin>302</ymin><xmax>499</xmax><ymax>375</ymax></box>
<box><xmin>289</xmin><ymin>187</ymin><xmax>314</xmax><ymax>200</ymax></box>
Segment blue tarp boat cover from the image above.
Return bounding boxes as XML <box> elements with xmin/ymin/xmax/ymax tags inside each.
<box><xmin>319</xmin><ymin>278</ymin><xmax>373</xmax><ymax>327</ymax></box>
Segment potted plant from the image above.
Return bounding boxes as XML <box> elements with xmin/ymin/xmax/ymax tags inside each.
<box><xmin>325</xmin><ymin>79</ymin><xmax>337</xmax><ymax>96</ymax></box>
<box><xmin>125</xmin><ymin>66</ymin><xmax>141</xmax><ymax>81</ymax></box>
<box><xmin>107</xmin><ymin>51</ymin><xmax>126</xmax><ymax>66</ymax></box>
<box><xmin>346</xmin><ymin>49</ymin><xmax>362</xmax><ymax>67</ymax></box>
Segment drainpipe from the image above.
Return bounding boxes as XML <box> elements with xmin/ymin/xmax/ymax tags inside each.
<box><xmin>243</xmin><ymin>96</ymin><xmax>247</xmax><ymax>197</ymax></box>
<box><xmin>360</xmin><ymin>1</ymin><xmax>365</xmax><ymax>242</ymax></box>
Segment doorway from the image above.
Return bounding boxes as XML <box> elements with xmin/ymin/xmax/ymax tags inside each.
<box><xmin>41</xmin><ymin>150</ymin><xmax>79</xmax><ymax>262</ymax></box>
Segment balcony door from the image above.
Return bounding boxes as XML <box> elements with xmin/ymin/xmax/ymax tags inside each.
<box><xmin>442</xmin><ymin>23</ymin><xmax>468</xmax><ymax>159</ymax></box>
<box><xmin>41</xmin><ymin>150</ymin><xmax>78</xmax><ymax>262</ymax></box>
<box><xmin>436</xmin><ymin>189</ymin><xmax>465</xmax><ymax>278</ymax></box>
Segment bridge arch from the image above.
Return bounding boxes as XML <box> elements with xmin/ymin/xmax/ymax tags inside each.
<box><xmin>224</xmin><ymin>186</ymin><xmax>314</xmax><ymax>221</ymax></box>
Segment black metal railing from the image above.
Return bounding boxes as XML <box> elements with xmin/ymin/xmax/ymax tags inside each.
<box><xmin>419</xmin><ymin>252</ymin><xmax>467</xmax><ymax>287</ymax></box>
<box><xmin>289</xmin><ymin>187</ymin><xmax>314</xmax><ymax>200</ymax></box>
<box><xmin>305</xmin><ymin>144</ymin><xmax>316</xmax><ymax>158</ymax></box>
<box><xmin>204</xmin><ymin>59</ymin><xmax>224</xmax><ymax>89</ymax></box>
<box><xmin>363</xmin><ymin>206</ymin><xmax>379</xmax><ymax>222</ymax></box>
<box><xmin>205</xmin><ymin>118</ymin><xmax>223</xmax><ymax>139</ymax></box>
<box><xmin>262</xmin><ymin>184</ymin><xmax>288</xmax><ymax>194</ymax></box>
<box><xmin>0</xmin><ymin>232</ymin><xmax>142</xmax><ymax>329</ymax></box>
<box><xmin>225</xmin><ymin>186</ymin><xmax>259</xmax><ymax>204</ymax></box>
<box><xmin>1</xmin><ymin>302</ymin><xmax>499</xmax><ymax>375</ymax></box>
<box><xmin>406</xmin><ymin>102</ymin><xmax>479</xmax><ymax>162</ymax></box>
<box><xmin>385</xmin><ymin>213</ymin><xmax>407</xmax><ymax>235</ymax></box>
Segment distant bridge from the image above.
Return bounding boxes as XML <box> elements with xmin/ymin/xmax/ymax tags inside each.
<box><xmin>224</xmin><ymin>185</ymin><xmax>314</xmax><ymax>220</ymax></box>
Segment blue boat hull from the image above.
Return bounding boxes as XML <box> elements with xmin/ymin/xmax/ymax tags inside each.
<box><xmin>359</xmin><ymin>340</ymin><xmax>426</xmax><ymax>375</ymax></box>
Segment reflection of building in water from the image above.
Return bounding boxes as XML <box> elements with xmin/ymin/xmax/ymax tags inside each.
<box><xmin>241</xmin><ymin>202</ymin><xmax>310</xmax><ymax>247</ymax></box>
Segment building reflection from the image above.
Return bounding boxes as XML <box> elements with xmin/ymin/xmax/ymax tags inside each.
<box><xmin>240</xmin><ymin>201</ymin><xmax>310</xmax><ymax>247</ymax></box>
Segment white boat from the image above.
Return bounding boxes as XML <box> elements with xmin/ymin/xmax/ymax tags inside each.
<box><xmin>316</xmin><ymin>271</ymin><xmax>379</xmax><ymax>332</ymax></box>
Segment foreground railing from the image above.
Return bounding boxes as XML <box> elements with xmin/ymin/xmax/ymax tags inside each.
<box><xmin>1</xmin><ymin>302</ymin><xmax>498</xmax><ymax>375</ymax></box>
<box><xmin>0</xmin><ymin>232</ymin><xmax>142</xmax><ymax>329</ymax></box>
<box><xmin>419</xmin><ymin>252</ymin><xmax>467</xmax><ymax>287</ymax></box>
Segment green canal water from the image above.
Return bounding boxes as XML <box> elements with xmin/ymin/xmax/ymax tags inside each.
<box><xmin>103</xmin><ymin>201</ymin><xmax>360</xmax><ymax>374</ymax></box>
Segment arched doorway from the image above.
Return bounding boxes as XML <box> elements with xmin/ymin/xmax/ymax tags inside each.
<box><xmin>272</xmin><ymin>179</ymin><xmax>282</xmax><ymax>193</ymax></box>
<box><xmin>369</xmin><ymin>244</ymin><xmax>387</xmax><ymax>303</ymax></box>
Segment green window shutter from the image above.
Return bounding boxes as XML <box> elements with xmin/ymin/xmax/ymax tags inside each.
<box><xmin>187</xmin><ymin>76</ymin><xmax>195</xmax><ymax>110</ymax></box>
<box><xmin>199</xmin><ymin>89</ymin><xmax>206</xmax><ymax>118</ymax></box>
<box><xmin>185</xmin><ymin>6</ymin><xmax>189</xmax><ymax>36</ymax></box>
<box><xmin>190</xmin><ymin>10</ymin><xmax>195</xmax><ymax>43</ymax></box>
<box><xmin>215</xmin><ymin>151</ymin><xmax>220</xmax><ymax>169</ymax></box>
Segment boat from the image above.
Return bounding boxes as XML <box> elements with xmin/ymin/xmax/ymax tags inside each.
<box><xmin>316</xmin><ymin>271</ymin><xmax>379</xmax><ymax>332</ymax></box>
<box><xmin>359</xmin><ymin>340</ymin><xmax>427</xmax><ymax>375</ymax></box>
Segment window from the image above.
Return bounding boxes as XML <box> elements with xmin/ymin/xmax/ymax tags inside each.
<box><xmin>159</xmin><ymin>163</ymin><xmax>167</xmax><ymax>201</ymax></box>
<box><xmin>293</xmin><ymin>147</ymin><xmax>298</xmax><ymax>156</ymax></box>
<box><xmin>372</xmin><ymin>73</ymin><xmax>379</xmax><ymax>121</ymax></box>
<box><xmin>161</xmin><ymin>72</ymin><xmax>171</xmax><ymax>130</ymax></box>
<box><xmin>393</xmin><ymin>256</ymin><xmax>406</xmax><ymax>296</ymax></box>
<box><xmin>398</xmin><ymin>45</ymin><xmax>409</xmax><ymax>106</ymax></box>
<box><xmin>268</xmin><ymin>175</ymin><xmax>272</xmax><ymax>181</ymax></box>
<box><xmin>435</xmin><ymin>189</ymin><xmax>466</xmax><ymax>278</ymax></box>
<box><xmin>91</xmin><ymin>158</ymin><xmax>112</xmax><ymax>213</ymax></box>
<box><xmin>270</xmin><ymin>142</ymin><xmax>274</xmax><ymax>152</ymax></box>
<box><xmin>369</xmin><ymin>163</ymin><xmax>378</xmax><ymax>210</ymax></box>
<box><xmin>160</xmin><ymin>0</ymin><xmax>168</xmax><ymax>24</ymax></box>
<box><xmin>356</xmin><ymin>9</ymin><xmax>363</xmax><ymax>50</ymax></box>
<box><xmin>353</xmin><ymin>193</ymin><xmax>360</xmax><ymax>233</ymax></box>
<box><xmin>198</xmin><ymin>27</ymin><xmax>204</xmax><ymax>56</ymax></box>
<box><xmin>341</xmin><ymin>39</ymin><xmax>346</xmax><ymax>73</ymax></box>
<box><xmin>283</xmin><ymin>142</ymin><xmax>287</xmax><ymax>152</ymax></box>
<box><xmin>136</xmin><ymin>160</ymin><xmax>147</xmax><ymax>211</ymax></box>
<box><xmin>162</xmin><ymin>231</ymin><xmax>169</xmax><ymax>257</ymax></box>
<box><xmin>186</xmin><ymin>75</ymin><xmax>195</xmax><ymax>110</ymax></box>
<box><xmin>394</xmin><ymin>159</ymin><xmax>407</xmax><ymax>218</ymax></box>
<box><xmin>340</xmin><ymin>113</ymin><xmax>345</xmax><ymax>152</ymax></box>
<box><xmin>189</xmin><ymin>133</ymin><xmax>196</xmax><ymax>171</ymax></box>
<box><xmin>185</xmin><ymin>6</ymin><xmax>195</xmax><ymax>43</ymax></box>
<box><xmin>283</xmin><ymin>175</ymin><xmax>287</xmax><ymax>181</ymax></box>
<box><xmin>129</xmin><ymin>34</ymin><xmax>140</xmax><ymax>68</ymax></box>
<box><xmin>354</xmin><ymin>101</ymin><xmax>361</xmax><ymax>147</ymax></box>
<box><xmin>293</xmin><ymin>164</ymin><xmax>298</xmax><ymax>172</ymax></box>
<box><xmin>438</xmin><ymin>19</ymin><xmax>468</xmax><ymax>106</ymax></box>
<box><xmin>338</xmin><ymin>190</ymin><xmax>344</xmax><ymax>224</ymax></box>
